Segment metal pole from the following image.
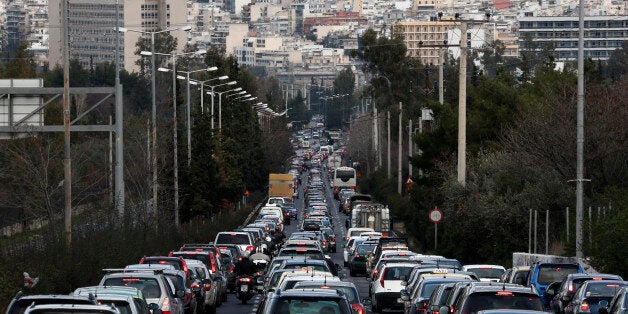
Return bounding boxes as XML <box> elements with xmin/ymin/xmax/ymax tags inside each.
<box><xmin>218</xmin><ymin>92</ymin><xmax>223</xmax><ymax>133</ymax></box>
<box><xmin>534</xmin><ymin>209</ymin><xmax>538</xmax><ymax>254</ymax></box>
<box><xmin>409</xmin><ymin>119</ymin><xmax>413</xmax><ymax>178</ymax></box>
<box><xmin>373</xmin><ymin>106</ymin><xmax>378</xmax><ymax>171</ymax></box>
<box><xmin>62</xmin><ymin>0</ymin><xmax>72</xmax><ymax>248</ymax></box>
<box><xmin>434</xmin><ymin>223</ymin><xmax>438</xmax><ymax>250</ymax></box>
<box><xmin>566</xmin><ymin>207</ymin><xmax>570</xmax><ymax>242</ymax></box>
<box><xmin>109</xmin><ymin>115</ymin><xmax>113</xmax><ymax>203</ymax></box>
<box><xmin>114</xmin><ymin>0</ymin><xmax>124</xmax><ymax>218</ymax></box>
<box><xmin>528</xmin><ymin>209</ymin><xmax>532</xmax><ymax>253</ymax></box>
<box><xmin>200</xmin><ymin>83</ymin><xmax>204</xmax><ymax>114</ymax></box>
<box><xmin>151</xmin><ymin>32</ymin><xmax>158</xmax><ymax>215</ymax></box>
<box><xmin>398</xmin><ymin>102</ymin><xmax>402</xmax><ymax>194</ymax></box>
<box><xmin>546</xmin><ymin>210</ymin><xmax>549</xmax><ymax>255</ymax></box>
<box><xmin>575</xmin><ymin>0</ymin><xmax>585</xmax><ymax>259</ymax></box>
<box><xmin>418</xmin><ymin>116</ymin><xmax>423</xmax><ymax>178</ymax></box>
<box><xmin>387</xmin><ymin>111</ymin><xmax>391</xmax><ymax>179</ymax></box>
<box><xmin>210</xmin><ymin>85</ymin><xmax>215</xmax><ymax>130</ymax></box>
<box><xmin>186</xmin><ymin>72</ymin><xmax>191</xmax><ymax>167</ymax></box>
<box><xmin>588</xmin><ymin>206</ymin><xmax>592</xmax><ymax>247</ymax></box>
<box><xmin>439</xmin><ymin>46</ymin><xmax>444</xmax><ymax>104</ymax></box>
<box><xmin>457</xmin><ymin>21</ymin><xmax>467</xmax><ymax>185</ymax></box>
<box><xmin>172</xmin><ymin>54</ymin><xmax>179</xmax><ymax>228</ymax></box>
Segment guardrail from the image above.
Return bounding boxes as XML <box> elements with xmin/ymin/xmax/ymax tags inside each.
<box><xmin>239</xmin><ymin>197</ymin><xmax>268</xmax><ymax>229</ymax></box>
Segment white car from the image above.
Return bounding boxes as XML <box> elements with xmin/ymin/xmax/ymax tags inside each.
<box><xmin>369</xmin><ymin>262</ymin><xmax>417</xmax><ymax>313</ymax></box>
<box><xmin>461</xmin><ymin>264</ymin><xmax>506</xmax><ymax>282</ymax></box>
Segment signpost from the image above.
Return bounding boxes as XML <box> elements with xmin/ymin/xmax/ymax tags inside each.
<box><xmin>429</xmin><ymin>208</ymin><xmax>443</xmax><ymax>250</ymax></box>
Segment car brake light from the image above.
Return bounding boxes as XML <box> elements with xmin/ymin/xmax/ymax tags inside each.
<box><xmin>420</xmin><ymin>301</ymin><xmax>428</xmax><ymax>309</ymax></box>
<box><xmin>123</xmin><ymin>278</ymin><xmax>140</xmax><ymax>282</ymax></box>
<box><xmin>372</xmin><ymin>269</ymin><xmax>379</xmax><ymax>279</ymax></box>
<box><xmin>449</xmin><ymin>306</ymin><xmax>454</xmax><ymax>314</ymax></box>
<box><xmin>162</xmin><ymin>297</ymin><xmax>171</xmax><ymax>312</ymax></box>
<box><xmin>496</xmin><ymin>291</ymin><xmax>513</xmax><ymax>296</ymax></box>
<box><xmin>231</xmin><ymin>233</ymin><xmax>237</xmax><ymax>236</ymax></box>
<box><xmin>380</xmin><ymin>269</ymin><xmax>386</xmax><ymax>288</ymax></box>
<box><xmin>351</xmin><ymin>304</ymin><xmax>365</xmax><ymax>314</ymax></box>
<box><xmin>245</xmin><ymin>245</ymin><xmax>255</xmax><ymax>252</ymax></box>
<box><xmin>355</xmin><ymin>254</ymin><xmax>361</xmax><ymax>258</ymax></box>
<box><xmin>204</xmin><ymin>282</ymin><xmax>211</xmax><ymax>291</ymax></box>
<box><xmin>580</xmin><ymin>302</ymin><xmax>589</xmax><ymax>311</ymax></box>
<box><xmin>195</xmin><ymin>248</ymin><xmax>203</xmax><ymax>252</ymax></box>
<box><xmin>568</xmin><ymin>282</ymin><xmax>574</xmax><ymax>292</ymax></box>
<box><xmin>159</xmin><ymin>261</ymin><xmax>167</xmax><ymax>264</ymax></box>
<box><xmin>592</xmin><ymin>277</ymin><xmax>602</xmax><ymax>280</ymax></box>
<box><xmin>191</xmin><ymin>282</ymin><xmax>200</xmax><ymax>290</ymax></box>
<box><xmin>239</xmin><ymin>277</ymin><xmax>252</xmax><ymax>283</ymax></box>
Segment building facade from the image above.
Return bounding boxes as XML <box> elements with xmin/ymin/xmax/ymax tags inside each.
<box><xmin>518</xmin><ymin>15</ymin><xmax>628</xmax><ymax>61</ymax></box>
<box><xmin>49</xmin><ymin>0</ymin><xmax>189</xmax><ymax>72</ymax></box>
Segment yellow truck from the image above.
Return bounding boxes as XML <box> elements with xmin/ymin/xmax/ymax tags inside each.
<box><xmin>268</xmin><ymin>173</ymin><xmax>295</xmax><ymax>201</ymax></box>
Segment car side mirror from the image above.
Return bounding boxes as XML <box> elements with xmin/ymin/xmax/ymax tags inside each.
<box><xmin>176</xmin><ymin>290</ymin><xmax>185</xmax><ymax>298</ymax></box>
<box><xmin>361</xmin><ymin>298</ymin><xmax>372</xmax><ymax>306</ymax></box>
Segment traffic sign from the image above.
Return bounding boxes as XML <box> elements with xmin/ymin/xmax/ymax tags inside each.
<box><xmin>429</xmin><ymin>208</ymin><xmax>443</xmax><ymax>223</ymax></box>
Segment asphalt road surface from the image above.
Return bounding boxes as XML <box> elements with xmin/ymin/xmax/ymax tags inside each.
<box><xmin>217</xmin><ymin>169</ymin><xmax>400</xmax><ymax>314</ymax></box>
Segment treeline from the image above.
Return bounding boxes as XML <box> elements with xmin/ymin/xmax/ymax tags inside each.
<box><xmin>352</xmin><ymin>29</ymin><xmax>627</xmax><ymax>277</ymax></box>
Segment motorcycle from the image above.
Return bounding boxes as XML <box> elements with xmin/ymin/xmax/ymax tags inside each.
<box><xmin>235</xmin><ymin>275</ymin><xmax>255</xmax><ymax>304</ymax></box>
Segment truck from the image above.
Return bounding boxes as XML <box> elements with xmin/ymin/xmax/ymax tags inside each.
<box><xmin>327</xmin><ymin>154</ymin><xmax>342</xmax><ymax>170</ymax></box>
<box><xmin>268</xmin><ymin>173</ymin><xmax>295</xmax><ymax>201</ymax></box>
<box><xmin>350</xmin><ymin>202</ymin><xmax>391</xmax><ymax>237</ymax></box>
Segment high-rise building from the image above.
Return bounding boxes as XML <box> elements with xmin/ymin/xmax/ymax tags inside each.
<box><xmin>394</xmin><ymin>20</ymin><xmax>459</xmax><ymax>65</ymax></box>
<box><xmin>518</xmin><ymin>15</ymin><xmax>628</xmax><ymax>61</ymax></box>
<box><xmin>48</xmin><ymin>0</ymin><xmax>189</xmax><ymax>72</ymax></box>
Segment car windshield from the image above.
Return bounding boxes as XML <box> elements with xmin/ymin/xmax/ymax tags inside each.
<box><xmin>356</xmin><ymin>245</ymin><xmax>375</xmax><ymax>255</ymax></box>
<box><xmin>100</xmin><ymin>301</ymin><xmax>131</xmax><ymax>314</ymax></box>
<box><xmin>462</xmin><ymin>292</ymin><xmax>544</xmax><ymax>313</ymax></box>
<box><xmin>216</xmin><ymin>233</ymin><xmax>250</xmax><ymax>245</ymax></box>
<box><xmin>273</xmin><ymin>298</ymin><xmax>350</xmax><ymax>314</ymax></box>
<box><xmin>103</xmin><ymin>278</ymin><xmax>162</xmax><ymax>299</ymax></box>
<box><xmin>466</xmin><ymin>268</ymin><xmax>505</xmax><ymax>279</ymax></box>
<box><xmin>384</xmin><ymin>267</ymin><xmax>414</xmax><ymax>280</ymax></box>
<box><xmin>585</xmin><ymin>282</ymin><xmax>627</xmax><ymax>297</ymax></box>
<box><xmin>537</xmin><ymin>265</ymin><xmax>580</xmax><ymax>285</ymax></box>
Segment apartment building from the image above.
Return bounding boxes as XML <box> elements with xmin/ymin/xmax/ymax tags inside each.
<box><xmin>394</xmin><ymin>20</ymin><xmax>459</xmax><ymax>65</ymax></box>
<box><xmin>49</xmin><ymin>0</ymin><xmax>189</xmax><ymax>72</ymax></box>
<box><xmin>518</xmin><ymin>15</ymin><xmax>628</xmax><ymax>61</ymax></box>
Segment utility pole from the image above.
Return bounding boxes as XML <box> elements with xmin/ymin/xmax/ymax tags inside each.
<box><xmin>373</xmin><ymin>106</ymin><xmax>379</xmax><ymax>171</ymax></box>
<box><xmin>457</xmin><ymin>21</ymin><xmax>468</xmax><ymax>186</ymax></box>
<box><xmin>439</xmin><ymin>46</ymin><xmax>444</xmax><ymax>104</ymax></box>
<box><xmin>398</xmin><ymin>102</ymin><xmax>403</xmax><ymax>194</ymax></box>
<box><xmin>575</xmin><ymin>0</ymin><xmax>585</xmax><ymax>259</ymax></box>
<box><xmin>172</xmin><ymin>54</ymin><xmax>180</xmax><ymax>229</ymax></box>
<box><xmin>62</xmin><ymin>0</ymin><xmax>72</xmax><ymax>248</ymax></box>
<box><xmin>387</xmin><ymin>111</ymin><xmax>391</xmax><ymax>179</ymax></box>
<box><xmin>114</xmin><ymin>0</ymin><xmax>124</xmax><ymax>219</ymax></box>
<box><xmin>408</xmin><ymin>119</ymin><xmax>413</xmax><ymax>178</ymax></box>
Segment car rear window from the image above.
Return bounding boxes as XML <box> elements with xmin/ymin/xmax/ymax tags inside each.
<box><xmin>384</xmin><ymin>267</ymin><xmax>414</xmax><ymax>280</ymax></box>
<box><xmin>273</xmin><ymin>298</ymin><xmax>350</xmax><ymax>314</ymax></box>
<box><xmin>283</xmin><ymin>264</ymin><xmax>329</xmax><ymax>272</ymax></box>
<box><xmin>142</xmin><ymin>258</ymin><xmax>182</xmax><ymax>270</ymax></box>
<box><xmin>100</xmin><ymin>300</ymin><xmax>132</xmax><ymax>314</ymax></box>
<box><xmin>103</xmin><ymin>278</ymin><xmax>162</xmax><ymax>299</ymax></box>
<box><xmin>356</xmin><ymin>244</ymin><xmax>375</xmax><ymax>255</ymax></box>
<box><xmin>295</xmin><ymin>285</ymin><xmax>358</xmax><ymax>303</ymax></box>
<box><xmin>462</xmin><ymin>292</ymin><xmax>544</xmax><ymax>313</ymax></box>
<box><xmin>466</xmin><ymin>268</ymin><xmax>505</xmax><ymax>279</ymax></box>
<box><xmin>537</xmin><ymin>265</ymin><xmax>580</xmax><ymax>285</ymax></box>
<box><xmin>585</xmin><ymin>282</ymin><xmax>627</xmax><ymax>297</ymax></box>
<box><xmin>171</xmin><ymin>253</ymin><xmax>210</xmax><ymax>267</ymax></box>
<box><xmin>216</xmin><ymin>233</ymin><xmax>250</xmax><ymax>245</ymax></box>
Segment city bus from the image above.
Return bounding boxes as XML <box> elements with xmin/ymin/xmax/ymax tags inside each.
<box><xmin>333</xmin><ymin>166</ymin><xmax>357</xmax><ymax>198</ymax></box>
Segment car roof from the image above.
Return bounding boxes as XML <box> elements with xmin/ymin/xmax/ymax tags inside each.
<box><xmin>466</xmin><ymin>282</ymin><xmax>539</xmax><ymax>294</ymax></box>
<box><xmin>462</xmin><ymin>265</ymin><xmax>506</xmax><ymax>270</ymax></box>
<box><xmin>383</xmin><ymin>262</ymin><xmax>422</xmax><ymax>268</ymax></box>
<box><xmin>274</xmin><ymin>288</ymin><xmax>347</xmax><ymax>298</ymax></box>
<box><xmin>73</xmin><ymin>286</ymin><xmax>143</xmax><ymax>298</ymax></box>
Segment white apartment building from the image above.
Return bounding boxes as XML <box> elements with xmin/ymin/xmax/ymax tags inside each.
<box><xmin>48</xmin><ymin>0</ymin><xmax>189</xmax><ymax>72</ymax></box>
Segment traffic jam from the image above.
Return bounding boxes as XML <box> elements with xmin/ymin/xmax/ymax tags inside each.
<box><xmin>6</xmin><ymin>116</ymin><xmax>627</xmax><ymax>314</ymax></box>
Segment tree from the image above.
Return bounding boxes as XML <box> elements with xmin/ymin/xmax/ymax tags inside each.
<box><xmin>1</xmin><ymin>43</ymin><xmax>37</xmax><ymax>78</ymax></box>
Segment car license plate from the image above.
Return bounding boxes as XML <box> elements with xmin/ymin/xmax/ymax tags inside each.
<box><xmin>241</xmin><ymin>285</ymin><xmax>248</xmax><ymax>292</ymax></box>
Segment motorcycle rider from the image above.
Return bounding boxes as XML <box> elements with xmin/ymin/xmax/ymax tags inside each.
<box><xmin>233</xmin><ymin>256</ymin><xmax>257</xmax><ymax>277</ymax></box>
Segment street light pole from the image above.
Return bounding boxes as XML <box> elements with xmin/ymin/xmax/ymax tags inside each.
<box><xmin>171</xmin><ymin>54</ymin><xmax>180</xmax><ymax>228</ymax></box>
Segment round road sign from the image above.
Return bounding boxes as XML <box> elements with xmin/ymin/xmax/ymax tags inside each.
<box><xmin>429</xmin><ymin>208</ymin><xmax>443</xmax><ymax>223</ymax></box>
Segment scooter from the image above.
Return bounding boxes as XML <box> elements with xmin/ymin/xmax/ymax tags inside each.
<box><xmin>235</xmin><ymin>275</ymin><xmax>255</xmax><ymax>304</ymax></box>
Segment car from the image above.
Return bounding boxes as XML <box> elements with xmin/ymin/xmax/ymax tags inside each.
<box><xmin>461</xmin><ymin>265</ymin><xmax>506</xmax><ymax>282</ymax></box>
<box><xmin>139</xmin><ymin>256</ymin><xmax>191</xmax><ymax>277</ymax></box>
<box><xmin>213</xmin><ymin>232</ymin><xmax>255</xmax><ymax>258</ymax></box>
<box><xmin>402</xmin><ymin>276</ymin><xmax>475</xmax><ymax>314</ymax></box>
<box><xmin>450</xmin><ymin>282</ymin><xmax>544</xmax><ymax>314</ymax></box>
<box><xmin>293</xmin><ymin>281</ymin><xmax>365</xmax><ymax>314</ymax></box>
<box><xmin>99</xmin><ymin>269</ymin><xmax>185</xmax><ymax>314</ymax></box>
<box><xmin>369</xmin><ymin>262</ymin><xmax>417</xmax><ymax>313</ymax></box>
<box><xmin>184</xmin><ymin>259</ymin><xmax>219</xmax><ymax>314</ymax></box>
<box><xmin>276</xmin><ymin>274</ymin><xmax>340</xmax><ymax>291</ymax></box>
<box><xmin>526</xmin><ymin>262</ymin><xmax>584</xmax><ymax>307</ymax></box>
<box><xmin>255</xmin><ymin>288</ymin><xmax>353</xmax><ymax>314</ymax></box>
<box><xmin>6</xmin><ymin>293</ymin><xmax>98</xmax><ymax>314</ymax></box>
<box><xmin>23</xmin><ymin>303</ymin><xmax>121</xmax><ymax>314</ymax></box>
<box><xmin>349</xmin><ymin>243</ymin><xmax>377</xmax><ymax>277</ymax></box>
<box><xmin>501</xmin><ymin>266</ymin><xmax>530</xmax><ymax>285</ymax></box>
<box><xmin>425</xmin><ymin>282</ymin><xmax>464</xmax><ymax>314</ymax></box>
<box><xmin>564</xmin><ymin>280</ymin><xmax>627</xmax><ymax>314</ymax></box>
<box><xmin>599</xmin><ymin>286</ymin><xmax>628</xmax><ymax>314</ymax></box>
<box><xmin>548</xmin><ymin>273</ymin><xmax>623</xmax><ymax>314</ymax></box>
<box><xmin>71</xmin><ymin>286</ymin><xmax>150</xmax><ymax>314</ymax></box>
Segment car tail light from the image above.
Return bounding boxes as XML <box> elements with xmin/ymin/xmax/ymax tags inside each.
<box><xmin>380</xmin><ymin>269</ymin><xmax>386</xmax><ymax>288</ymax></box>
<box><xmin>580</xmin><ymin>302</ymin><xmax>589</xmax><ymax>312</ymax></box>
<box><xmin>168</xmin><ymin>252</ymin><xmax>173</xmax><ymax>257</ymax></box>
<box><xmin>245</xmin><ymin>245</ymin><xmax>255</xmax><ymax>252</ymax></box>
<box><xmin>351</xmin><ymin>304</ymin><xmax>365</xmax><ymax>314</ymax></box>
<box><xmin>191</xmin><ymin>282</ymin><xmax>201</xmax><ymax>290</ymax></box>
<box><xmin>239</xmin><ymin>277</ymin><xmax>252</xmax><ymax>283</ymax></box>
<box><xmin>355</xmin><ymin>254</ymin><xmax>360</xmax><ymax>259</ymax></box>
<box><xmin>449</xmin><ymin>306</ymin><xmax>455</xmax><ymax>314</ymax></box>
<box><xmin>162</xmin><ymin>297</ymin><xmax>171</xmax><ymax>314</ymax></box>
<box><xmin>372</xmin><ymin>269</ymin><xmax>379</xmax><ymax>280</ymax></box>
<box><xmin>323</xmin><ymin>241</ymin><xmax>327</xmax><ymax>246</ymax></box>
<box><xmin>568</xmin><ymin>282</ymin><xmax>574</xmax><ymax>292</ymax></box>
<box><xmin>203</xmin><ymin>282</ymin><xmax>211</xmax><ymax>291</ymax></box>
<box><xmin>420</xmin><ymin>301</ymin><xmax>428</xmax><ymax>310</ymax></box>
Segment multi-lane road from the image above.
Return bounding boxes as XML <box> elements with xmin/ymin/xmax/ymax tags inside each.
<box><xmin>217</xmin><ymin>168</ymin><xmax>383</xmax><ymax>314</ymax></box>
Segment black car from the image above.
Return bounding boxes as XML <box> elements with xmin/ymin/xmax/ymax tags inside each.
<box><xmin>548</xmin><ymin>273</ymin><xmax>623</xmax><ymax>314</ymax></box>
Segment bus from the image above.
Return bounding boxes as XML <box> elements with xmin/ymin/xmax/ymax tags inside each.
<box><xmin>333</xmin><ymin>166</ymin><xmax>357</xmax><ymax>198</ymax></box>
<box><xmin>328</xmin><ymin>130</ymin><xmax>342</xmax><ymax>141</ymax></box>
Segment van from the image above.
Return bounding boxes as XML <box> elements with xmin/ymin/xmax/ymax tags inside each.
<box><xmin>526</xmin><ymin>262</ymin><xmax>583</xmax><ymax>306</ymax></box>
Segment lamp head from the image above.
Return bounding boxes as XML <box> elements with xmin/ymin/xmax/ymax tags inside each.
<box><xmin>227</xmin><ymin>81</ymin><xmax>237</xmax><ymax>85</ymax></box>
<box><xmin>140</xmin><ymin>51</ymin><xmax>152</xmax><ymax>56</ymax></box>
<box><xmin>181</xmin><ymin>25</ymin><xmax>192</xmax><ymax>31</ymax></box>
<box><xmin>158</xmin><ymin>67</ymin><xmax>171</xmax><ymax>72</ymax></box>
<box><xmin>218</xmin><ymin>75</ymin><xmax>229</xmax><ymax>80</ymax></box>
<box><xmin>207</xmin><ymin>66</ymin><xmax>218</xmax><ymax>71</ymax></box>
